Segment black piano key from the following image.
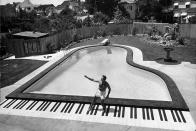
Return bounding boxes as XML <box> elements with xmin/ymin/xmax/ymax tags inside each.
<box><xmin>122</xmin><ymin>107</ymin><xmax>125</xmax><ymax>118</ymax></box>
<box><xmin>68</xmin><ymin>103</ymin><xmax>75</xmax><ymax>113</ymax></box>
<box><xmin>75</xmin><ymin>104</ymin><xmax>82</xmax><ymax>114</ymax></box>
<box><xmin>16</xmin><ymin>100</ymin><xmax>28</xmax><ymax>109</ymax></box>
<box><xmin>158</xmin><ymin>109</ymin><xmax>163</xmax><ymax>121</ymax></box>
<box><xmin>16</xmin><ymin>100</ymin><xmax>27</xmax><ymax>109</ymax></box>
<box><xmin>105</xmin><ymin>105</ymin><xmax>110</xmax><ymax>116</ymax></box>
<box><xmin>171</xmin><ymin>110</ymin><xmax>177</xmax><ymax>122</ymax></box>
<box><xmin>175</xmin><ymin>110</ymin><xmax>181</xmax><ymax>122</ymax></box>
<box><xmin>118</xmin><ymin>106</ymin><xmax>121</xmax><ymax>117</ymax></box>
<box><xmin>142</xmin><ymin>108</ymin><xmax>146</xmax><ymax>120</ymax></box>
<box><xmin>162</xmin><ymin>109</ymin><xmax>168</xmax><ymax>121</ymax></box>
<box><xmin>61</xmin><ymin>103</ymin><xmax>68</xmax><ymax>113</ymax></box>
<box><xmin>179</xmin><ymin>111</ymin><xmax>186</xmax><ymax>123</ymax></box>
<box><xmin>43</xmin><ymin>102</ymin><xmax>51</xmax><ymax>111</ymax></box>
<box><xmin>13</xmin><ymin>100</ymin><xmax>23</xmax><ymax>109</ymax></box>
<box><xmin>146</xmin><ymin>108</ymin><xmax>150</xmax><ymax>120</ymax></box>
<box><xmin>79</xmin><ymin>104</ymin><xmax>85</xmax><ymax>114</ymax></box>
<box><xmin>50</xmin><ymin>102</ymin><xmax>58</xmax><ymax>112</ymax></box>
<box><xmin>19</xmin><ymin>100</ymin><xmax>29</xmax><ymax>109</ymax></box>
<box><xmin>64</xmin><ymin>103</ymin><xmax>72</xmax><ymax>113</ymax></box>
<box><xmin>29</xmin><ymin>101</ymin><xmax>39</xmax><ymax>110</ymax></box>
<box><xmin>0</xmin><ymin>99</ymin><xmax>8</xmax><ymax>106</ymax></box>
<box><xmin>114</xmin><ymin>106</ymin><xmax>117</xmax><ymax>117</ymax></box>
<box><xmin>134</xmin><ymin>107</ymin><xmax>137</xmax><ymax>119</ymax></box>
<box><xmin>94</xmin><ymin>105</ymin><xmax>99</xmax><ymax>115</ymax></box>
<box><xmin>26</xmin><ymin>101</ymin><xmax>36</xmax><ymax>110</ymax></box>
<box><xmin>3</xmin><ymin>99</ymin><xmax>14</xmax><ymax>108</ymax></box>
<box><xmin>150</xmin><ymin>108</ymin><xmax>154</xmax><ymax>120</ymax></box>
<box><xmin>40</xmin><ymin>102</ymin><xmax>50</xmax><ymax>111</ymax></box>
<box><xmin>36</xmin><ymin>101</ymin><xmax>46</xmax><ymax>111</ymax></box>
<box><xmin>130</xmin><ymin>107</ymin><xmax>133</xmax><ymax>118</ymax></box>
<box><xmin>4</xmin><ymin>99</ymin><xmax>17</xmax><ymax>108</ymax></box>
<box><xmin>53</xmin><ymin>102</ymin><xmax>62</xmax><ymax>112</ymax></box>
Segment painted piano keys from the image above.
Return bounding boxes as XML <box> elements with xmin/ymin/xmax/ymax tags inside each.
<box><xmin>0</xmin><ymin>99</ymin><xmax>195</xmax><ymax>130</ymax></box>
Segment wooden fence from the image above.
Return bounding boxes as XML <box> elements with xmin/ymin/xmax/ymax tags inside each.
<box><xmin>6</xmin><ymin>24</ymin><xmax>133</xmax><ymax>57</ymax></box>
<box><xmin>132</xmin><ymin>22</ymin><xmax>171</xmax><ymax>35</ymax></box>
<box><xmin>179</xmin><ymin>24</ymin><xmax>196</xmax><ymax>39</ymax></box>
<box><xmin>5</xmin><ymin>23</ymin><xmax>196</xmax><ymax>57</ymax></box>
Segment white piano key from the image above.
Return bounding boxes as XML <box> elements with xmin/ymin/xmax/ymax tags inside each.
<box><xmin>153</xmin><ymin>109</ymin><xmax>160</xmax><ymax>122</ymax></box>
<box><xmin>21</xmin><ymin>100</ymin><xmax>35</xmax><ymax>110</ymax></box>
<box><xmin>30</xmin><ymin>101</ymin><xmax>44</xmax><ymax>111</ymax></box>
<box><xmin>44</xmin><ymin>102</ymin><xmax>59</xmax><ymax>112</ymax></box>
<box><xmin>0</xmin><ymin>99</ymin><xmax>9</xmax><ymax>107</ymax></box>
<box><xmin>54</xmin><ymin>102</ymin><xmax>66</xmax><ymax>113</ymax></box>
<box><xmin>7</xmin><ymin>99</ymin><xmax>22</xmax><ymax>109</ymax></box>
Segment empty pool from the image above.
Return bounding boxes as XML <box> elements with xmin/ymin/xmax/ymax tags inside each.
<box><xmin>24</xmin><ymin>46</ymin><xmax>172</xmax><ymax>101</ymax></box>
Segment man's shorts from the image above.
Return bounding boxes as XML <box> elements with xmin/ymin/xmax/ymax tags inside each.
<box><xmin>95</xmin><ymin>89</ymin><xmax>106</xmax><ymax>100</ymax></box>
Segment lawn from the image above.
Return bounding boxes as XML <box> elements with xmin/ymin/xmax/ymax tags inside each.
<box><xmin>0</xmin><ymin>59</ymin><xmax>47</xmax><ymax>88</ymax></box>
<box><xmin>71</xmin><ymin>36</ymin><xmax>196</xmax><ymax>64</ymax></box>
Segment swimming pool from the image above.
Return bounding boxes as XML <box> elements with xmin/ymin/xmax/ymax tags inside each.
<box><xmin>6</xmin><ymin>45</ymin><xmax>188</xmax><ymax>110</ymax></box>
<box><xmin>24</xmin><ymin>46</ymin><xmax>171</xmax><ymax>101</ymax></box>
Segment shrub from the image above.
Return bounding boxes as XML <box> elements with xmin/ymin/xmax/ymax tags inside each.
<box><xmin>46</xmin><ymin>43</ymin><xmax>55</xmax><ymax>53</ymax></box>
<box><xmin>132</xmin><ymin>27</ymin><xmax>137</xmax><ymax>36</ymax></box>
<box><xmin>178</xmin><ymin>37</ymin><xmax>185</xmax><ymax>45</ymax></box>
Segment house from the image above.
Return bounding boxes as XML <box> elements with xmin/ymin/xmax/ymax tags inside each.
<box><xmin>55</xmin><ymin>0</ymin><xmax>84</xmax><ymax>14</ymax></box>
<box><xmin>119</xmin><ymin>0</ymin><xmax>137</xmax><ymax>20</ymax></box>
<box><xmin>173</xmin><ymin>0</ymin><xmax>196</xmax><ymax>23</ymax></box>
<box><xmin>34</xmin><ymin>4</ymin><xmax>54</xmax><ymax>16</ymax></box>
<box><xmin>16</xmin><ymin>0</ymin><xmax>35</xmax><ymax>12</ymax></box>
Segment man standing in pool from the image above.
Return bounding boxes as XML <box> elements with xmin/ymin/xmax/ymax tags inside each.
<box><xmin>84</xmin><ymin>75</ymin><xmax>111</xmax><ymax>112</ymax></box>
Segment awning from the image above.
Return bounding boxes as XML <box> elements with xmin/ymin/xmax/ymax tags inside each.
<box><xmin>174</xmin><ymin>13</ymin><xmax>180</xmax><ymax>17</ymax></box>
<box><xmin>184</xmin><ymin>15</ymin><xmax>195</xmax><ymax>19</ymax></box>
<box><xmin>181</xmin><ymin>12</ymin><xmax>187</xmax><ymax>16</ymax></box>
<box><xmin>174</xmin><ymin>3</ymin><xmax>179</xmax><ymax>6</ymax></box>
<box><xmin>185</xmin><ymin>2</ymin><xmax>190</xmax><ymax>5</ymax></box>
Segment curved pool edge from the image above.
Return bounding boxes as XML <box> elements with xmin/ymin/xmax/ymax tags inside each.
<box><xmin>6</xmin><ymin>44</ymin><xmax>189</xmax><ymax>111</ymax></box>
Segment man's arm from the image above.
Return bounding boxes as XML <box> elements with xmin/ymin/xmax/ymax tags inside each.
<box><xmin>84</xmin><ymin>75</ymin><xmax>99</xmax><ymax>83</ymax></box>
<box><xmin>106</xmin><ymin>83</ymin><xmax>111</xmax><ymax>98</ymax></box>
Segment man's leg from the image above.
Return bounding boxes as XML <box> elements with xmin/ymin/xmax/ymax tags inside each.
<box><xmin>88</xmin><ymin>96</ymin><xmax>97</xmax><ymax>111</ymax></box>
<box><xmin>101</xmin><ymin>99</ymin><xmax>106</xmax><ymax>111</ymax></box>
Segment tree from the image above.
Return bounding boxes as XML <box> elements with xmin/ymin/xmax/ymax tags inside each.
<box><xmin>85</xmin><ymin>0</ymin><xmax>119</xmax><ymax>18</ymax></box>
<box><xmin>137</xmin><ymin>0</ymin><xmax>163</xmax><ymax>22</ymax></box>
<box><xmin>113</xmin><ymin>6</ymin><xmax>124</xmax><ymax>23</ymax></box>
<box><xmin>93</xmin><ymin>12</ymin><xmax>109</xmax><ymax>25</ymax></box>
<box><xmin>83</xmin><ymin>15</ymin><xmax>93</xmax><ymax>27</ymax></box>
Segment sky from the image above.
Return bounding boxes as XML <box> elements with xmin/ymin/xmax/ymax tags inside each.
<box><xmin>0</xmin><ymin>0</ymin><xmax>85</xmax><ymax>6</ymax></box>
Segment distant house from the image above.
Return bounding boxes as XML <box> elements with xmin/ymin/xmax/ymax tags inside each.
<box><xmin>34</xmin><ymin>4</ymin><xmax>54</xmax><ymax>16</ymax></box>
<box><xmin>55</xmin><ymin>0</ymin><xmax>84</xmax><ymax>14</ymax></box>
<box><xmin>173</xmin><ymin>0</ymin><xmax>196</xmax><ymax>23</ymax></box>
<box><xmin>55</xmin><ymin>1</ymin><xmax>70</xmax><ymax>14</ymax></box>
<box><xmin>119</xmin><ymin>0</ymin><xmax>137</xmax><ymax>20</ymax></box>
<box><xmin>16</xmin><ymin>0</ymin><xmax>35</xmax><ymax>12</ymax></box>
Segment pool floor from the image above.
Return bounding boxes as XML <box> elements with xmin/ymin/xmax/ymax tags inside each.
<box><xmin>24</xmin><ymin>47</ymin><xmax>171</xmax><ymax>101</ymax></box>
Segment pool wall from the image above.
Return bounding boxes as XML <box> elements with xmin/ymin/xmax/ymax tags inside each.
<box><xmin>6</xmin><ymin>44</ymin><xmax>189</xmax><ymax>111</ymax></box>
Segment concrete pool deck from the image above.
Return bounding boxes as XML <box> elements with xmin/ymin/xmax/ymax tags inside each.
<box><xmin>0</xmin><ymin>40</ymin><xmax>196</xmax><ymax>130</ymax></box>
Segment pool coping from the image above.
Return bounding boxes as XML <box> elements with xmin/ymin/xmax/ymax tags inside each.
<box><xmin>6</xmin><ymin>44</ymin><xmax>189</xmax><ymax>111</ymax></box>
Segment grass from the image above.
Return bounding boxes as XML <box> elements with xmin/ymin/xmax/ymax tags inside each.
<box><xmin>0</xmin><ymin>59</ymin><xmax>47</xmax><ymax>88</ymax></box>
<box><xmin>71</xmin><ymin>36</ymin><xmax>196</xmax><ymax>64</ymax></box>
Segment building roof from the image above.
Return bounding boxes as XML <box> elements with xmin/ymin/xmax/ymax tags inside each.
<box><xmin>120</xmin><ymin>0</ymin><xmax>135</xmax><ymax>4</ymax></box>
<box><xmin>16</xmin><ymin>0</ymin><xmax>34</xmax><ymax>8</ymax></box>
<box><xmin>13</xmin><ymin>31</ymin><xmax>48</xmax><ymax>38</ymax></box>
